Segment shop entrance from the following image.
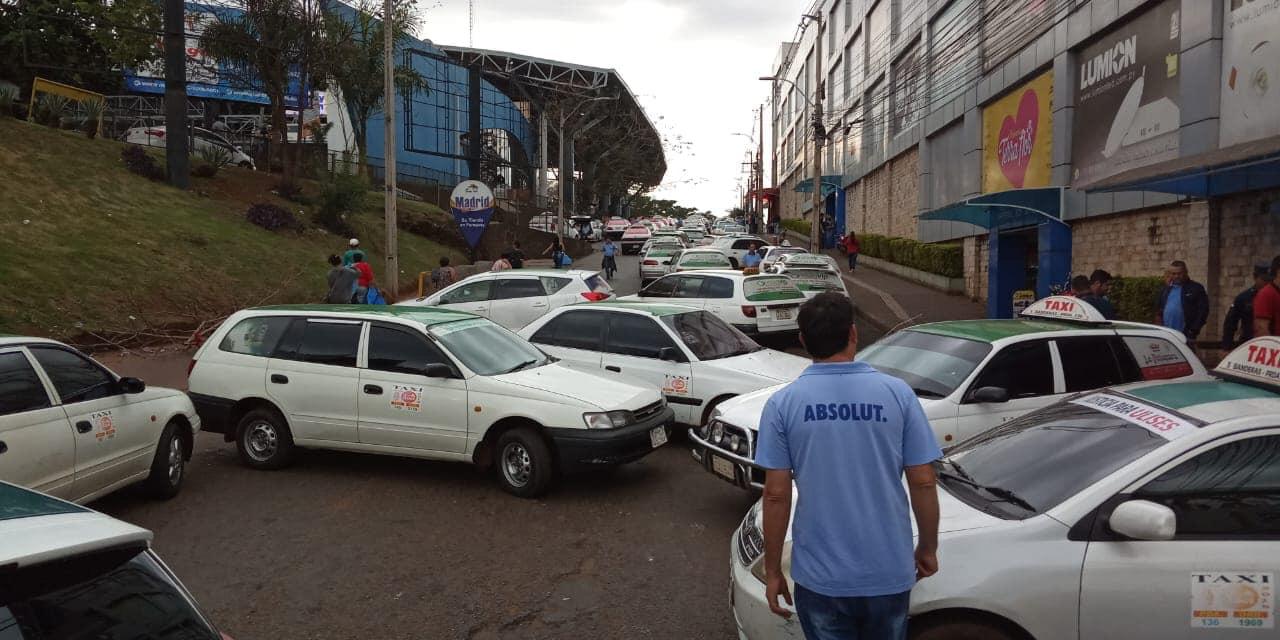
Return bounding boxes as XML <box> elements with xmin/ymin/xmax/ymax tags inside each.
<box><xmin>989</xmin><ymin>221</ymin><xmax>1072</xmax><ymax>318</ymax></box>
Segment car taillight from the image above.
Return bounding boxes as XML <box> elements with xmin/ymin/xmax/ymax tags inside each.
<box><xmin>581</xmin><ymin>291</ymin><xmax>610</xmax><ymax>302</ymax></box>
<box><xmin>642</xmin><ymin>259</ymin><xmax>658</xmax><ymax>265</ymax></box>
<box><xmin>741</xmin><ymin>305</ymin><xmax>757</xmax><ymax>318</ymax></box>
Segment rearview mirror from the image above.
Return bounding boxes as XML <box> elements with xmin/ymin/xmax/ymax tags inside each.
<box><xmin>969</xmin><ymin>386</ymin><xmax>1010</xmax><ymax>404</ymax></box>
<box><xmin>423</xmin><ymin>363</ymin><xmax>453</xmax><ymax>379</ymax></box>
<box><xmin>118</xmin><ymin>377</ymin><xmax>146</xmax><ymax>394</ymax></box>
<box><xmin>658</xmin><ymin>347</ymin><xmax>680</xmax><ymax>362</ymax></box>
<box><xmin>1109</xmin><ymin>499</ymin><xmax>1176</xmax><ymax>541</ymax></box>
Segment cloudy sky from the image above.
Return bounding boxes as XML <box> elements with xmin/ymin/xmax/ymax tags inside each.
<box><xmin>417</xmin><ymin>0</ymin><xmax>804</xmax><ymax>213</ymax></box>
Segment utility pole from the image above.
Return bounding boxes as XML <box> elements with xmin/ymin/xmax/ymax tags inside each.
<box><xmin>163</xmin><ymin>0</ymin><xmax>188</xmax><ymax>189</ymax></box>
<box><xmin>810</xmin><ymin>17</ymin><xmax>824</xmax><ymax>254</ymax></box>
<box><xmin>758</xmin><ymin>102</ymin><xmax>765</xmax><ymax>230</ymax></box>
<box><xmin>382</xmin><ymin>0</ymin><xmax>398</xmax><ymax>298</ymax></box>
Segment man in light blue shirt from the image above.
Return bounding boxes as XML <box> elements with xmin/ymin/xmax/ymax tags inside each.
<box><xmin>755</xmin><ymin>292</ymin><xmax>941</xmax><ymax>639</ymax></box>
<box><xmin>1163</xmin><ymin>281</ymin><xmax>1185</xmax><ymax>332</ymax></box>
<box><xmin>742</xmin><ymin>243</ymin><xmax>763</xmax><ymax>269</ymax></box>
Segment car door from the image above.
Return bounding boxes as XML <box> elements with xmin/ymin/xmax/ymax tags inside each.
<box><xmin>526</xmin><ymin>309</ymin><xmax>606</xmax><ymax>369</ymax></box>
<box><xmin>954</xmin><ymin>339</ymin><xmax>1058</xmax><ymax>442</ymax></box>
<box><xmin>697</xmin><ymin>275</ymin><xmax>738</xmax><ymax>319</ymax></box>
<box><xmin>1054</xmin><ymin>336</ymin><xmax>1134</xmax><ymax>395</ymax></box>
<box><xmin>599</xmin><ymin>313</ymin><xmax>696</xmax><ymax>424</ymax></box>
<box><xmin>435</xmin><ymin>278</ymin><xmax>493</xmax><ymax>318</ymax></box>
<box><xmin>266</xmin><ymin>318</ymin><xmax>363</xmax><ymax>444</ymax></box>
<box><xmin>489</xmin><ymin>277</ymin><xmax>551</xmax><ymax>330</ymax></box>
<box><xmin>28</xmin><ymin>346</ymin><xmax>154</xmax><ymax>500</ymax></box>
<box><xmin>1079</xmin><ymin>431</ymin><xmax>1280</xmax><ymax>639</ymax></box>
<box><xmin>539</xmin><ymin>276</ymin><xmax>577</xmax><ymax>310</ymax></box>
<box><xmin>668</xmin><ymin>274</ymin><xmax>710</xmax><ymax>310</ymax></box>
<box><xmin>0</xmin><ymin>348</ymin><xmax>75</xmax><ymax>498</ymax></box>
<box><xmin>357</xmin><ymin>324</ymin><xmax>469</xmax><ymax>453</ymax></box>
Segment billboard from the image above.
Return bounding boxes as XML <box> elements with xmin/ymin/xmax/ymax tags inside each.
<box><xmin>1220</xmin><ymin>0</ymin><xmax>1280</xmax><ymax>147</ymax></box>
<box><xmin>983</xmin><ymin>71</ymin><xmax>1053</xmax><ymax>192</ymax></box>
<box><xmin>450</xmin><ymin>181</ymin><xmax>495</xmax><ymax>248</ymax></box>
<box><xmin>1071</xmin><ymin>0</ymin><xmax>1181</xmax><ymax>187</ymax></box>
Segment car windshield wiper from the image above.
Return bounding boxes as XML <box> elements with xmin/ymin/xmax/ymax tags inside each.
<box><xmin>911</xmin><ymin>387</ymin><xmax>945</xmax><ymax>399</ymax></box>
<box><xmin>937</xmin><ymin>460</ymin><xmax>1037</xmax><ymax>513</ymax></box>
<box><xmin>502</xmin><ymin>359</ymin><xmax>539</xmax><ymax>374</ymax></box>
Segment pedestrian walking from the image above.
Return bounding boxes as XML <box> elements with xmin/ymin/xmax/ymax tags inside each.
<box><xmin>1156</xmin><ymin>260</ymin><xmax>1210</xmax><ymax>343</ymax></box>
<box><xmin>342</xmin><ymin>238</ymin><xmax>363</xmax><ymax>266</ymax></box>
<box><xmin>1078</xmin><ymin>270</ymin><xmax>1117</xmax><ymax>320</ymax></box>
<box><xmin>1221</xmin><ymin>263</ymin><xmax>1271</xmax><ymax>347</ymax></box>
<box><xmin>755</xmin><ymin>292</ymin><xmax>941</xmax><ymax>640</ymax></box>
<box><xmin>352</xmin><ymin>253</ymin><xmax>374</xmax><ymax>303</ymax></box>
<box><xmin>742</xmin><ymin>243</ymin><xmax>763</xmax><ymax>270</ymax></box>
<box><xmin>544</xmin><ymin>237</ymin><xmax>565</xmax><ymax>269</ymax></box>
<box><xmin>506</xmin><ymin>241</ymin><xmax>526</xmax><ymax>269</ymax></box>
<box><xmin>431</xmin><ymin>257</ymin><xmax>458</xmax><ymax>292</ymax></box>
<box><xmin>842</xmin><ymin>232</ymin><xmax>860</xmax><ymax>272</ymax></box>
<box><xmin>1253</xmin><ymin>255</ymin><xmax>1280</xmax><ymax>337</ymax></box>
<box><xmin>325</xmin><ymin>254</ymin><xmax>359</xmax><ymax>304</ymax></box>
<box><xmin>601</xmin><ymin>238</ymin><xmax>618</xmax><ymax>279</ymax></box>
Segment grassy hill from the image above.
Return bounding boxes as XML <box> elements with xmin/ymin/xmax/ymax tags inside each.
<box><xmin>0</xmin><ymin>117</ymin><xmax>465</xmax><ymax>343</ymax></box>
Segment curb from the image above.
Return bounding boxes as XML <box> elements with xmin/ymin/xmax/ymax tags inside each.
<box><xmin>840</xmin><ymin>270</ymin><xmax>909</xmax><ymax>336</ymax></box>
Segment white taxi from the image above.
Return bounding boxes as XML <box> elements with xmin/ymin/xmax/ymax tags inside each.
<box><xmin>0</xmin><ymin>337</ymin><xmax>199</xmax><ymax>503</ymax></box>
<box><xmin>767</xmin><ymin>253</ymin><xmax>849</xmax><ymax>298</ymax></box>
<box><xmin>670</xmin><ymin>248</ymin><xmax>735</xmax><ymax>273</ymax></box>
<box><xmin>519</xmin><ymin>303</ymin><xmax>808</xmax><ymax>427</ymax></box>
<box><xmin>759</xmin><ymin>245</ymin><xmax>809</xmax><ymax>271</ymax></box>
<box><xmin>620</xmin><ymin>271</ymin><xmax>807</xmax><ymax>339</ymax></box>
<box><xmin>710</xmin><ymin>235</ymin><xmax>770</xmax><ymax>269</ymax></box>
<box><xmin>640</xmin><ymin>240</ymin><xmax>685</xmax><ymax>285</ymax></box>
<box><xmin>691</xmin><ymin>297</ymin><xmax>1204</xmax><ymax>489</ymax></box>
<box><xmin>731</xmin><ymin>336</ymin><xmax>1280</xmax><ymax>640</ymax></box>
<box><xmin>399</xmin><ymin>269</ymin><xmax>613</xmax><ymax>331</ymax></box>
<box><xmin>186</xmin><ymin>305</ymin><xmax>674</xmax><ymax>497</ymax></box>
<box><xmin>621</xmin><ymin>224</ymin><xmax>652</xmax><ymax>254</ymax></box>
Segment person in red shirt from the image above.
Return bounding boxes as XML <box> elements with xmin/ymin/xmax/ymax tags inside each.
<box><xmin>842</xmin><ymin>231</ymin><xmax>860</xmax><ymax>272</ymax></box>
<box><xmin>1254</xmin><ymin>255</ymin><xmax>1280</xmax><ymax>337</ymax></box>
<box><xmin>352</xmin><ymin>252</ymin><xmax>375</xmax><ymax>303</ymax></box>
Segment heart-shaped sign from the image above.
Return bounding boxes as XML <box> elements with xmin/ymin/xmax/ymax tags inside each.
<box><xmin>997</xmin><ymin>89</ymin><xmax>1040</xmax><ymax>188</ymax></box>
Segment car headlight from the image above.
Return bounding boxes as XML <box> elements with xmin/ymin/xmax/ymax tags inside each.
<box><xmin>711</xmin><ymin>420</ymin><xmax>725</xmax><ymax>444</ymax></box>
<box><xmin>583</xmin><ymin>411</ymin><xmax>633</xmax><ymax>429</ymax></box>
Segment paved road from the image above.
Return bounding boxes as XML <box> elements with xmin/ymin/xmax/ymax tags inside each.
<box><xmin>92</xmin><ymin>251</ymin><xmax>878</xmax><ymax>639</ymax></box>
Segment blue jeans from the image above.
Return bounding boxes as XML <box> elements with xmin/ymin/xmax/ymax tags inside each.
<box><xmin>795</xmin><ymin>584</ymin><xmax>910</xmax><ymax>640</ymax></box>
<box><xmin>847</xmin><ymin>252</ymin><xmax>859</xmax><ymax>271</ymax></box>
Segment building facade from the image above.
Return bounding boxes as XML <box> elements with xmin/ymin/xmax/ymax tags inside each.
<box><xmin>768</xmin><ymin>0</ymin><xmax>1280</xmax><ymax>340</ymax></box>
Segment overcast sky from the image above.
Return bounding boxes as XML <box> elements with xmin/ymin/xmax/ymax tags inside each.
<box><xmin>417</xmin><ymin>0</ymin><xmax>805</xmax><ymax>213</ymax></box>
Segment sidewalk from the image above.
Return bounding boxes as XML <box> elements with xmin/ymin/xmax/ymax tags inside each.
<box><xmin>827</xmin><ymin>250</ymin><xmax>986</xmax><ymax>333</ymax></box>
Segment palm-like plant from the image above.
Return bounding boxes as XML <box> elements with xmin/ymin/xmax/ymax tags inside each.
<box><xmin>80</xmin><ymin>97</ymin><xmax>105</xmax><ymax>139</ymax></box>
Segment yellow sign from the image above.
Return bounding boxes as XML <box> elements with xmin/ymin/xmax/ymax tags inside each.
<box><xmin>982</xmin><ymin>71</ymin><xmax>1053</xmax><ymax>193</ymax></box>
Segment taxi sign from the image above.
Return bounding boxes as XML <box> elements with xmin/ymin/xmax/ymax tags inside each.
<box><xmin>1215</xmin><ymin>336</ymin><xmax>1280</xmax><ymax>387</ymax></box>
<box><xmin>1019</xmin><ymin>295</ymin><xmax>1109</xmax><ymax>323</ymax></box>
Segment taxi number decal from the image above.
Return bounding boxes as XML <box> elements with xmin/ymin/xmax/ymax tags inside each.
<box><xmin>663</xmin><ymin>374</ymin><xmax>691</xmax><ymax>396</ymax></box>
<box><xmin>391</xmin><ymin>385</ymin><xmax>424</xmax><ymax>412</ymax></box>
<box><xmin>1070</xmin><ymin>393</ymin><xmax>1198</xmax><ymax>440</ymax></box>
<box><xmin>1191</xmin><ymin>572</ymin><xmax>1274</xmax><ymax>629</ymax></box>
<box><xmin>91</xmin><ymin>410</ymin><xmax>117</xmax><ymax>441</ymax></box>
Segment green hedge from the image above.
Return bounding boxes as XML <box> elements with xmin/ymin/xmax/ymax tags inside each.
<box><xmin>1110</xmin><ymin>276</ymin><xmax>1164</xmax><ymax>323</ymax></box>
<box><xmin>780</xmin><ymin>218</ymin><xmax>811</xmax><ymax>235</ymax></box>
<box><xmin>858</xmin><ymin>233</ymin><xmax>964</xmax><ymax>278</ymax></box>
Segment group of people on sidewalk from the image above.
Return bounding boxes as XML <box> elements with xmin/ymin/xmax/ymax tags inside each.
<box><xmin>324</xmin><ymin>238</ymin><xmax>382</xmax><ymax>304</ymax></box>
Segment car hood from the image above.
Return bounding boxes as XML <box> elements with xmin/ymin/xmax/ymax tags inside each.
<box><xmin>779</xmin><ymin>477</ymin><xmax>1004</xmax><ymax>544</ymax></box>
<box><xmin>493</xmin><ymin>362</ymin><xmax>659</xmax><ymax>411</ymax></box>
<box><xmin>701</xmin><ymin>349</ymin><xmax>809</xmax><ymax>384</ymax></box>
<box><xmin>716</xmin><ymin>384</ymin><xmax>939</xmax><ymax>432</ymax></box>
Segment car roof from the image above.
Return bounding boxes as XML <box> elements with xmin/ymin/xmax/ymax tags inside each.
<box><xmin>492</xmin><ymin>269</ymin><xmax>597</xmax><ymax>277</ymax></box>
<box><xmin>0</xmin><ymin>336</ymin><xmax>63</xmax><ymax>348</ymax></box>
<box><xmin>576</xmin><ymin>302</ymin><xmax>701</xmax><ymax>316</ymax></box>
<box><xmin>909</xmin><ymin>319</ymin><xmax>1098</xmax><ymax>342</ymax></box>
<box><xmin>253</xmin><ymin>304</ymin><xmax>478</xmax><ymax>327</ymax></box>
<box><xmin>0</xmin><ymin>482</ymin><xmax>152</xmax><ymax>568</ymax></box>
<box><xmin>1096</xmin><ymin>377</ymin><xmax>1280</xmax><ymax>424</ymax></box>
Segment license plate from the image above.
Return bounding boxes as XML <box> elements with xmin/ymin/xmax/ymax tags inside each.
<box><xmin>711</xmin><ymin>455</ymin><xmax>736</xmax><ymax>480</ymax></box>
<box><xmin>650</xmin><ymin>426</ymin><xmax>668</xmax><ymax>448</ymax></box>
<box><xmin>773</xmin><ymin>308</ymin><xmax>792</xmax><ymax>320</ymax></box>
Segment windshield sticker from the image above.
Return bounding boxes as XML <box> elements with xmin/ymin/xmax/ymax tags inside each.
<box><xmin>663</xmin><ymin>374</ymin><xmax>691</xmax><ymax>396</ymax></box>
<box><xmin>430</xmin><ymin>318</ymin><xmax>491</xmax><ymax>337</ymax></box>
<box><xmin>1191</xmin><ymin>572</ymin><xmax>1274</xmax><ymax>629</ymax></box>
<box><xmin>1123</xmin><ymin>336</ymin><xmax>1194</xmax><ymax>380</ymax></box>
<box><xmin>391</xmin><ymin>385</ymin><xmax>424</xmax><ymax>412</ymax></box>
<box><xmin>91</xmin><ymin>410</ymin><xmax>116</xmax><ymax>442</ymax></box>
<box><xmin>1071</xmin><ymin>393</ymin><xmax>1198</xmax><ymax>440</ymax></box>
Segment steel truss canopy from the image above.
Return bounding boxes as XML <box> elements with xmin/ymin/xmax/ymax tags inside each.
<box><xmin>438</xmin><ymin>45</ymin><xmax>667</xmax><ymax>188</ymax></box>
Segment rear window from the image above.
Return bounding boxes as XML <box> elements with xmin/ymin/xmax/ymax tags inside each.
<box><xmin>1122</xmin><ymin>336</ymin><xmax>1195</xmax><ymax>380</ymax></box>
<box><xmin>786</xmin><ymin>269</ymin><xmax>843</xmax><ymax>292</ymax></box>
<box><xmin>679</xmin><ymin>252</ymin><xmax>732</xmax><ymax>268</ymax></box>
<box><xmin>743</xmin><ymin>277</ymin><xmax>805</xmax><ymax>302</ymax></box>
<box><xmin>218</xmin><ymin>316</ymin><xmax>292</xmax><ymax>357</ymax></box>
<box><xmin>584</xmin><ymin>274</ymin><xmax>613</xmax><ymax>294</ymax></box>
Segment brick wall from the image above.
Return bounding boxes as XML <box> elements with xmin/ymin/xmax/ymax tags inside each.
<box><xmin>1070</xmin><ymin>204</ymin><xmax>1189</xmax><ymax>282</ymax></box>
<box><xmin>778</xmin><ymin>173</ymin><xmax>802</xmax><ymax>221</ymax></box>
<box><xmin>963</xmin><ymin>234</ymin><xmax>989</xmax><ymax>302</ymax></box>
<box><xmin>844</xmin><ymin>147</ymin><xmax>920</xmax><ymax>239</ymax></box>
<box><xmin>1210</xmin><ymin>190</ymin><xmax>1280</xmax><ymax>342</ymax></box>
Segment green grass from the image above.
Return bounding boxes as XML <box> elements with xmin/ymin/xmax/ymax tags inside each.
<box><xmin>0</xmin><ymin>117</ymin><xmax>464</xmax><ymax>341</ymax></box>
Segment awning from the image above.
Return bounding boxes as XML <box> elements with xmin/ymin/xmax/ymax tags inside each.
<box><xmin>919</xmin><ymin>187</ymin><xmax>1067</xmax><ymax>230</ymax></box>
<box><xmin>1082</xmin><ymin>135</ymin><xmax>1280</xmax><ymax>197</ymax></box>
<box><xmin>794</xmin><ymin>175</ymin><xmax>844</xmax><ymax>196</ymax></box>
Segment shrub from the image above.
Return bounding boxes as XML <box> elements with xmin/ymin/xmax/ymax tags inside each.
<box><xmin>1110</xmin><ymin>276</ymin><xmax>1164</xmax><ymax>323</ymax></box>
<box><xmin>780</xmin><ymin>218</ymin><xmax>811</xmax><ymax>235</ymax></box>
<box><xmin>245</xmin><ymin>203</ymin><xmax>301</xmax><ymax>232</ymax></box>
<box><xmin>857</xmin><ymin>233</ymin><xmax>963</xmax><ymax>278</ymax></box>
<box><xmin>121</xmin><ymin>145</ymin><xmax>166</xmax><ymax>182</ymax></box>
<box><xmin>276</xmin><ymin>179</ymin><xmax>306</xmax><ymax>203</ymax></box>
<box><xmin>191</xmin><ymin>163</ymin><xmax>219</xmax><ymax>178</ymax></box>
<box><xmin>0</xmin><ymin>86</ymin><xmax>17</xmax><ymax>117</ymax></box>
<box><xmin>80</xmin><ymin>97</ymin><xmax>104</xmax><ymax>139</ymax></box>
<box><xmin>197</xmin><ymin>143</ymin><xmax>233</xmax><ymax>169</ymax></box>
<box><xmin>33</xmin><ymin>94</ymin><xmax>69</xmax><ymax>127</ymax></box>
<box><xmin>315</xmin><ymin>172</ymin><xmax>368</xmax><ymax>235</ymax></box>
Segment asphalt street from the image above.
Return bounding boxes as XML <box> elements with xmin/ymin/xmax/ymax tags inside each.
<box><xmin>93</xmin><ymin>251</ymin><xmax>878</xmax><ymax>639</ymax></box>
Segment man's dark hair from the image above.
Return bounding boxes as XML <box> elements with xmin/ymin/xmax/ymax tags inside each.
<box><xmin>1072</xmin><ymin>275</ymin><xmax>1090</xmax><ymax>292</ymax></box>
<box><xmin>439</xmin><ymin>256</ymin><xmax>450</xmax><ymax>267</ymax></box>
<box><xmin>514</xmin><ymin>241</ymin><xmax>522</xmax><ymax>249</ymax></box>
<box><xmin>798</xmin><ymin>292</ymin><xmax>855</xmax><ymax>359</ymax></box>
<box><xmin>1089</xmin><ymin>269</ymin><xmax>1112</xmax><ymax>285</ymax></box>
<box><xmin>328</xmin><ymin>254</ymin><xmax>341</xmax><ymax>266</ymax></box>
<box><xmin>1171</xmin><ymin>260</ymin><xmax>1187</xmax><ymax>269</ymax></box>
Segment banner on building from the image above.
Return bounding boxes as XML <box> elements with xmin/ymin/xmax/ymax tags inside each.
<box><xmin>1220</xmin><ymin>0</ymin><xmax>1280</xmax><ymax>147</ymax></box>
<box><xmin>451</xmin><ymin>181</ymin><xmax>495</xmax><ymax>248</ymax></box>
<box><xmin>1071</xmin><ymin>0</ymin><xmax>1182</xmax><ymax>187</ymax></box>
<box><xmin>982</xmin><ymin>71</ymin><xmax>1054</xmax><ymax>192</ymax></box>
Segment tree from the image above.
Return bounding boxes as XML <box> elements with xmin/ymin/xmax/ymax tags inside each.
<box><xmin>0</xmin><ymin>0</ymin><xmax>160</xmax><ymax>94</ymax></box>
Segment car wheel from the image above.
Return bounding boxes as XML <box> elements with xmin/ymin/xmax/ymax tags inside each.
<box><xmin>236</xmin><ymin>408</ymin><xmax>296</xmax><ymax>470</ymax></box>
<box><xmin>495</xmin><ymin>427</ymin><xmax>555</xmax><ymax>498</ymax></box>
<box><xmin>728</xmin><ymin>257</ymin><xmax>740</xmax><ymax>269</ymax></box>
<box><xmin>144</xmin><ymin>421</ymin><xmax>187</xmax><ymax>499</ymax></box>
<box><xmin>911</xmin><ymin>620</ymin><xmax>1019</xmax><ymax>640</ymax></box>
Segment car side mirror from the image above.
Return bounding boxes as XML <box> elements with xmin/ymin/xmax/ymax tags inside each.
<box><xmin>118</xmin><ymin>377</ymin><xmax>146</xmax><ymax>394</ymax></box>
<box><xmin>1108</xmin><ymin>499</ymin><xmax>1176</xmax><ymax>541</ymax></box>
<box><xmin>969</xmin><ymin>386</ymin><xmax>1010</xmax><ymax>404</ymax></box>
<box><xmin>658</xmin><ymin>347</ymin><xmax>680</xmax><ymax>362</ymax></box>
<box><xmin>423</xmin><ymin>363</ymin><xmax>453</xmax><ymax>379</ymax></box>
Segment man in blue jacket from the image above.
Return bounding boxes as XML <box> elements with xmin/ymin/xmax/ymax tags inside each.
<box><xmin>1156</xmin><ymin>260</ymin><xmax>1209</xmax><ymax>343</ymax></box>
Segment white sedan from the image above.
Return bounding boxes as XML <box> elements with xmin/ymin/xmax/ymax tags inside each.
<box><xmin>621</xmin><ymin>271</ymin><xmax>807</xmax><ymax>338</ymax></box>
<box><xmin>520</xmin><ymin>303</ymin><xmax>809</xmax><ymax>427</ymax></box>
<box><xmin>768</xmin><ymin>253</ymin><xmax>849</xmax><ymax>298</ymax></box>
<box><xmin>0</xmin><ymin>337</ymin><xmax>199</xmax><ymax>503</ymax></box>
<box><xmin>709</xmin><ymin>235</ymin><xmax>770</xmax><ymax>268</ymax></box>
<box><xmin>732</xmin><ymin>336</ymin><xmax>1280</xmax><ymax>640</ymax></box>
<box><xmin>398</xmin><ymin>269</ymin><xmax>613</xmax><ymax>330</ymax></box>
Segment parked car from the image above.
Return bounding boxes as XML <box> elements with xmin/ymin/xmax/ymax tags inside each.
<box><xmin>640</xmin><ymin>241</ymin><xmax>684</xmax><ymax>285</ymax></box>
<box><xmin>398</xmin><ymin>269</ymin><xmax>613</xmax><ymax>330</ymax></box>
<box><xmin>0</xmin><ymin>481</ymin><xmax>228</xmax><ymax>638</ymax></box>
<box><xmin>520</xmin><ymin>303</ymin><xmax>809</xmax><ymax>428</ymax></box>
<box><xmin>621</xmin><ymin>271</ymin><xmax>806</xmax><ymax>338</ymax></box>
<box><xmin>187</xmin><ymin>306</ymin><xmax>674</xmax><ymax>497</ymax></box>
<box><xmin>680</xmin><ymin>227</ymin><xmax>710</xmax><ymax>245</ymax></box>
<box><xmin>690</xmin><ymin>296</ymin><xmax>1206</xmax><ymax>490</ymax></box>
<box><xmin>731</xmin><ymin>336</ymin><xmax>1280</xmax><ymax>640</ymax></box>
<box><xmin>670</xmin><ymin>248</ymin><xmax>735</xmax><ymax>273</ymax></box>
<box><xmin>123</xmin><ymin>125</ymin><xmax>255</xmax><ymax>169</ymax></box>
<box><xmin>758</xmin><ymin>245</ymin><xmax>808</xmax><ymax>271</ymax></box>
<box><xmin>604</xmin><ymin>217</ymin><xmax>630</xmax><ymax>240</ymax></box>
<box><xmin>768</xmin><ymin>252</ymin><xmax>850</xmax><ymax>298</ymax></box>
<box><xmin>621</xmin><ymin>224</ymin><xmax>653</xmax><ymax>254</ymax></box>
<box><xmin>0</xmin><ymin>337</ymin><xmax>199</xmax><ymax>503</ymax></box>
<box><xmin>709</xmin><ymin>235</ymin><xmax>769</xmax><ymax>268</ymax></box>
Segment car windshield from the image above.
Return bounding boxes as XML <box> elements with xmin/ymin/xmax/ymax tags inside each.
<box><xmin>662</xmin><ymin>311</ymin><xmax>761</xmax><ymax>360</ymax></box>
<box><xmin>940</xmin><ymin>401</ymin><xmax>1174</xmax><ymax>519</ymax></box>
<box><xmin>857</xmin><ymin>330</ymin><xmax>991</xmax><ymax>398</ymax></box>
<box><xmin>431</xmin><ymin>319</ymin><xmax>549</xmax><ymax>376</ymax></box>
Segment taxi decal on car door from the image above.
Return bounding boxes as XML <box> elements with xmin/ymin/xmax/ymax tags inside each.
<box><xmin>91</xmin><ymin>410</ymin><xmax>116</xmax><ymax>442</ymax></box>
<box><xmin>1190</xmin><ymin>572</ymin><xmax>1275</xmax><ymax>629</ymax></box>
<box><xmin>391</xmin><ymin>385</ymin><xmax>424</xmax><ymax>412</ymax></box>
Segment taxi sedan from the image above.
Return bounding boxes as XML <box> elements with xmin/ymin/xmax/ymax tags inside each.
<box><xmin>731</xmin><ymin>336</ymin><xmax>1280</xmax><ymax>640</ymax></box>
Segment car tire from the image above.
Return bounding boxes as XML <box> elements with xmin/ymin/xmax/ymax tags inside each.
<box><xmin>236</xmin><ymin>408</ymin><xmax>296</xmax><ymax>470</ymax></box>
<box><xmin>144</xmin><ymin>421</ymin><xmax>187</xmax><ymax>499</ymax></box>
<box><xmin>910</xmin><ymin>620</ymin><xmax>1020</xmax><ymax>640</ymax></box>
<box><xmin>495</xmin><ymin>427</ymin><xmax>555</xmax><ymax>498</ymax></box>
<box><xmin>728</xmin><ymin>257</ymin><xmax>740</xmax><ymax>269</ymax></box>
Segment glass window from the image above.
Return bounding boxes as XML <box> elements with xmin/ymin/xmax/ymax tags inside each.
<box><xmin>218</xmin><ymin>316</ymin><xmax>291</xmax><ymax>357</ymax></box>
<box><xmin>662</xmin><ymin>311</ymin><xmax>759</xmax><ymax>361</ymax></box>
<box><xmin>529</xmin><ymin>311</ymin><xmax>606</xmax><ymax>351</ymax></box>
<box><xmin>539</xmin><ymin>276</ymin><xmax>572</xmax><ymax>294</ymax></box>
<box><xmin>0</xmin><ymin>352</ymin><xmax>51</xmax><ymax>416</ymax></box>
<box><xmin>642</xmin><ymin>276</ymin><xmax>679</xmax><ymax>298</ymax></box>
<box><xmin>296</xmin><ymin>321</ymin><xmax>361</xmax><ymax>368</ymax></box>
<box><xmin>431</xmin><ymin>319</ymin><xmax>548</xmax><ymax>376</ymax></box>
<box><xmin>701</xmin><ymin>277</ymin><xmax>736</xmax><ymax>299</ymax></box>
<box><xmin>0</xmin><ymin>547</ymin><xmax>221</xmax><ymax>639</ymax></box>
<box><xmin>29</xmin><ymin>347</ymin><xmax>116</xmax><ymax>404</ymax></box>
<box><xmin>583</xmin><ymin>274</ymin><xmax>613</xmax><ymax>295</ymax></box>
<box><xmin>732</xmin><ymin>239</ymin><xmax>759</xmax><ymax>250</ymax></box>
<box><xmin>673</xmin><ymin>275</ymin><xmax>708</xmax><ymax>298</ymax></box>
<box><xmin>969</xmin><ymin>340</ymin><xmax>1053</xmax><ymax>400</ymax></box>
<box><xmin>1120</xmin><ymin>335</ymin><xmax>1195</xmax><ymax>381</ymax></box>
<box><xmin>492</xmin><ymin>278</ymin><xmax>546</xmax><ymax>301</ymax></box>
<box><xmin>1056</xmin><ymin>336</ymin><xmax>1127</xmax><ymax>392</ymax></box>
<box><xmin>679</xmin><ymin>252</ymin><xmax>732</xmax><ymax>268</ymax></box>
<box><xmin>439</xmin><ymin>280</ymin><xmax>492</xmax><ymax>304</ymax></box>
<box><xmin>604</xmin><ymin>314</ymin><xmax>679</xmax><ymax>359</ymax></box>
<box><xmin>1134</xmin><ymin>435</ymin><xmax>1280</xmax><ymax>537</ymax></box>
<box><xmin>743</xmin><ymin>277</ymin><xmax>805</xmax><ymax>302</ymax></box>
<box><xmin>367</xmin><ymin>326</ymin><xmax>452</xmax><ymax>375</ymax></box>
<box><xmin>859</xmin><ymin>330</ymin><xmax>991</xmax><ymax>398</ymax></box>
